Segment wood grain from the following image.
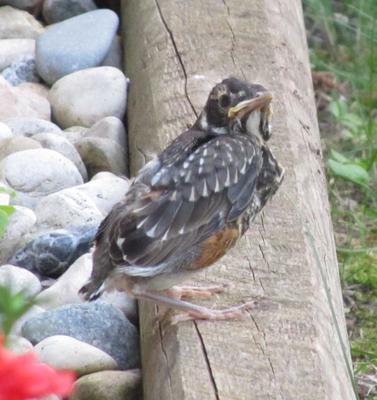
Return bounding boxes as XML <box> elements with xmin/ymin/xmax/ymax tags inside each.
<box><xmin>121</xmin><ymin>1</ymin><xmax>356</xmax><ymax>399</ymax></box>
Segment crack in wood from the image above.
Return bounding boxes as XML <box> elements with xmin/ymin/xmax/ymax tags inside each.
<box><xmin>193</xmin><ymin>321</ymin><xmax>220</xmax><ymax>400</ymax></box>
<box><xmin>154</xmin><ymin>0</ymin><xmax>198</xmax><ymax>118</ymax></box>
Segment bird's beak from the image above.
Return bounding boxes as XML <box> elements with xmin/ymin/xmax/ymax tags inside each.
<box><xmin>228</xmin><ymin>92</ymin><xmax>273</xmax><ymax>120</ymax></box>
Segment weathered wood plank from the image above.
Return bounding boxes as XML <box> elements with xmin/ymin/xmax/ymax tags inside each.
<box><xmin>122</xmin><ymin>1</ymin><xmax>355</xmax><ymax>399</ymax></box>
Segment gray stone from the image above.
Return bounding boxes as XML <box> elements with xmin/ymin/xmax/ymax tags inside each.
<box><xmin>75</xmin><ymin>137</ymin><xmax>127</xmax><ymax>178</ymax></box>
<box><xmin>0</xmin><ymin>121</ymin><xmax>13</xmax><ymax>139</ymax></box>
<box><xmin>7</xmin><ymin>335</ymin><xmax>33</xmax><ymax>355</ymax></box>
<box><xmin>42</xmin><ymin>0</ymin><xmax>97</xmax><ymax>24</ymax></box>
<box><xmin>0</xmin><ymin>6</ymin><xmax>44</xmax><ymax>39</ymax></box>
<box><xmin>0</xmin><ymin>205</ymin><xmax>36</xmax><ymax>263</ymax></box>
<box><xmin>34</xmin><ymin>190</ymin><xmax>102</xmax><ymax>230</ymax></box>
<box><xmin>63</xmin><ymin>127</ymin><xmax>88</xmax><ymax>145</ymax></box>
<box><xmin>5</xmin><ymin>117</ymin><xmax>61</xmax><ymax>137</ymax></box>
<box><xmin>0</xmin><ymin>76</ymin><xmax>50</xmax><ymax>121</ymax></box>
<box><xmin>9</xmin><ymin>226</ymin><xmax>97</xmax><ymax>279</ymax></box>
<box><xmin>12</xmin><ymin>304</ymin><xmax>45</xmax><ymax>335</ymax></box>
<box><xmin>2</xmin><ymin>55</ymin><xmax>39</xmax><ymax>86</ymax></box>
<box><xmin>85</xmin><ymin>116</ymin><xmax>126</xmax><ymax>148</ymax></box>
<box><xmin>0</xmin><ymin>0</ymin><xmax>40</xmax><ymax>11</ymax></box>
<box><xmin>0</xmin><ymin>264</ymin><xmax>41</xmax><ymax>297</ymax></box>
<box><xmin>70</xmin><ymin>370</ymin><xmax>141</xmax><ymax>400</ymax></box>
<box><xmin>0</xmin><ymin>136</ymin><xmax>42</xmax><ymax>161</ymax></box>
<box><xmin>49</xmin><ymin>67</ymin><xmax>128</xmax><ymax>128</ymax></box>
<box><xmin>35</xmin><ymin>335</ymin><xmax>118</xmax><ymax>376</ymax></box>
<box><xmin>101</xmin><ymin>35</ymin><xmax>122</xmax><ymax>70</ymax></box>
<box><xmin>22</xmin><ymin>302</ymin><xmax>140</xmax><ymax>369</ymax></box>
<box><xmin>36</xmin><ymin>10</ymin><xmax>118</xmax><ymax>85</ymax></box>
<box><xmin>0</xmin><ymin>149</ymin><xmax>83</xmax><ymax>208</ymax></box>
<box><xmin>32</xmin><ymin>133</ymin><xmax>87</xmax><ymax>180</ymax></box>
<box><xmin>0</xmin><ymin>39</ymin><xmax>35</xmax><ymax>70</ymax></box>
<box><xmin>69</xmin><ymin>173</ymin><xmax>129</xmax><ymax>214</ymax></box>
<box><xmin>100</xmin><ymin>291</ymin><xmax>138</xmax><ymax>326</ymax></box>
<box><xmin>37</xmin><ymin>253</ymin><xmax>93</xmax><ymax>309</ymax></box>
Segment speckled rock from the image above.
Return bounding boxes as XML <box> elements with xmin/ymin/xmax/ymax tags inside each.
<box><xmin>49</xmin><ymin>67</ymin><xmax>128</xmax><ymax>128</ymax></box>
<box><xmin>0</xmin><ymin>76</ymin><xmax>50</xmax><ymax>121</ymax></box>
<box><xmin>37</xmin><ymin>253</ymin><xmax>92</xmax><ymax>309</ymax></box>
<box><xmin>67</xmin><ymin>173</ymin><xmax>129</xmax><ymax>214</ymax></box>
<box><xmin>9</xmin><ymin>226</ymin><xmax>97</xmax><ymax>278</ymax></box>
<box><xmin>42</xmin><ymin>0</ymin><xmax>97</xmax><ymax>24</ymax></box>
<box><xmin>0</xmin><ymin>264</ymin><xmax>41</xmax><ymax>297</ymax></box>
<box><xmin>35</xmin><ymin>335</ymin><xmax>118</xmax><ymax>376</ymax></box>
<box><xmin>0</xmin><ymin>6</ymin><xmax>44</xmax><ymax>39</ymax></box>
<box><xmin>0</xmin><ymin>136</ymin><xmax>42</xmax><ymax>161</ymax></box>
<box><xmin>0</xmin><ymin>39</ymin><xmax>35</xmax><ymax>70</ymax></box>
<box><xmin>36</xmin><ymin>10</ymin><xmax>118</xmax><ymax>85</ymax></box>
<box><xmin>0</xmin><ymin>149</ymin><xmax>83</xmax><ymax>208</ymax></box>
<box><xmin>75</xmin><ymin>137</ymin><xmax>127</xmax><ymax>178</ymax></box>
<box><xmin>13</xmin><ymin>305</ymin><xmax>45</xmax><ymax>335</ymax></box>
<box><xmin>0</xmin><ymin>205</ymin><xmax>36</xmax><ymax>263</ymax></box>
<box><xmin>34</xmin><ymin>190</ymin><xmax>103</xmax><ymax>230</ymax></box>
<box><xmin>71</xmin><ymin>370</ymin><xmax>141</xmax><ymax>400</ymax></box>
<box><xmin>22</xmin><ymin>302</ymin><xmax>140</xmax><ymax>369</ymax></box>
<box><xmin>32</xmin><ymin>133</ymin><xmax>87</xmax><ymax>180</ymax></box>
<box><xmin>0</xmin><ymin>122</ymin><xmax>12</xmax><ymax>139</ymax></box>
<box><xmin>1</xmin><ymin>55</ymin><xmax>39</xmax><ymax>86</ymax></box>
<box><xmin>5</xmin><ymin>117</ymin><xmax>61</xmax><ymax>137</ymax></box>
<box><xmin>84</xmin><ymin>116</ymin><xmax>126</xmax><ymax>148</ymax></box>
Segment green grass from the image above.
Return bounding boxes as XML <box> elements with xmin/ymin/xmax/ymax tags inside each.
<box><xmin>304</xmin><ymin>0</ymin><xmax>377</xmax><ymax>398</ymax></box>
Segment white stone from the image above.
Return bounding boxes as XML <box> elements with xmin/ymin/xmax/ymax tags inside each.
<box><xmin>84</xmin><ymin>116</ymin><xmax>126</xmax><ymax>148</ymax></box>
<box><xmin>0</xmin><ymin>121</ymin><xmax>13</xmax><ymax>139</ymax></box>
<box><xmin>0</xmin><ymin>149</ymin><xmax>83</xmax><ymax>208</ymax></box>
<box><xmin>37</xmin><ymin>253</ymin><xmax>92</xmax><ymax>309</ymax></box>
<box><xmin>0</xmin><ymin>136</ymin><xmax>42</xmax><ymax>161</ymax></box>
<box><xmin>32</xmin><ymin>133</ymin><xmax>88</xmax><ymax>181</ymax></box>
<box><xmin>49</xmin><ymin>67</ymin><xmax>127</xmax><ymax>128</ymax></box>
<box><xmin>34</xmin><ymin>189</ymin><xmax>102</xmax><ymax>230</ymax></box>
<box><xmin>0</xmin><ymin>264</ymin><xmax>41</xmax><ymax>297</ymax></box>
<box><xmin>0</xmin><ymin>6</ymin><xmax>44</xmax><ymax>39</ymax></box>
<box><xmin>69</xmin><ymin>174</ymin><xmax>129</xmax><ymax>214</ymax></box>
<box><xmin>100</xmin><ymin>291</ymin><xmax>138</xmax><ymax>326</ymax></box>
<box><xmin>0</xmin><ymin>38</ymin><xmax>35</xmax><ymax>70</ymax></box>
<box><xmin>7</xmin><ymin>335</ymin><xmax>33</xmax><ymax>355</ymax></box>
<box><xmin>34</xmin><ymin>335</ymin><xmax>118</xmax><ymax>376</ymax></box>
<box><xmin>63</xmin><ymin>126</ymin><xmax>89</xmax><ymax>145</ymax></box>
<box><xmin>5</xmin><ymin>117</ymin><xmax>61</xmax><ymax>137</ymax></box>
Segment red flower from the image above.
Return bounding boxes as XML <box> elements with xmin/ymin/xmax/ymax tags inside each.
<box><xmin>0</xmin><ymin>337</ymin><xmax>75</xmax><ymax>400</ymax></box>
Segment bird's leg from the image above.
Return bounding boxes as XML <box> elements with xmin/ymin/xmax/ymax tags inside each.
<box><xmin>165</xmin><ymin>284</ymin><xmax>227</xmax><ymax>300</ymax></box>
<box><xmin>132</xmin><ymin>287</ymin><xmax>255</xmax><ymax>324</ymax></box>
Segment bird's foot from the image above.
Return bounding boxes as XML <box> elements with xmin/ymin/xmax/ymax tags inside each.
<box><xmin>165</xmin><ymin>284</ymin><xmax>228</xmax><ymax>300</ymax></box>
<box><xmin>168</xmin><ymin>301</ymin><xmax>255</xmax><ymax>324</ymax></box>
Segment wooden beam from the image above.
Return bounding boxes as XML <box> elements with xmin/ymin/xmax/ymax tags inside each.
<box><xmin>121</xmin><ymin>1</ymin><xmax>356</xmax><ymax>399</ymax></box>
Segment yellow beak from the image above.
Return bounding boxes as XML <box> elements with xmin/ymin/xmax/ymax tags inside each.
<box><xmin>228</xmin><ymin>92</ymin><xmax>273</xmax><ymax>120</ymax></box>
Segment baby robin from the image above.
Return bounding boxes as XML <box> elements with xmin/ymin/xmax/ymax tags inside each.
<box><xmin>80</xmin><ymin>77</ymin><xmax>284</xmax><ymax>322</ymax></box>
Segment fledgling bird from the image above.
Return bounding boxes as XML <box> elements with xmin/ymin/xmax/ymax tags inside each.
<box><xmin>80</xmin><ymin>77</ymin><xmax>284</xmax><ymax>322</ymax></box>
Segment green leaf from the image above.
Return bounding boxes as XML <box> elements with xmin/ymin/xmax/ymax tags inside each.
<box><xmin>0</xmin><ymin>205</ymin><xmax>15</xmax><ymax>239</ymax></box>
<box><xmin>330</xmin><ymin>149</ymin><xmax>349</xmax><ymax>163</ymax></box>
<box><xmin>328</xmin><ymin>159</ymin><xmax>370</xmax><ymax>186</ymax></box>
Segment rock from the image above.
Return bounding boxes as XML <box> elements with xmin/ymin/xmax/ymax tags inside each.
<box><xmin>100</xmin><ymin>291</ymin><xmax>137</xmax><ymax>326</ymax></box>
<box><xmin>0</xmin><ymin>136</ymin><xmax>42</xmax><ymax>161</ymax></box>
<box><xmin>7</xmin><ymin>335</ymin><xmax>33</xmax><ymax>355</ymax></box>
<box><xmin>67</xmin><ymin>173</ymin><xmax>129</xmax><ymax>214</ymax></box>
<box><xmin>0</xmin><ymin>149</ymin><xmax>83</xmax><ymax>208</ymax></box>
<box><xmin>0</xmin><ymin>39</ymin><xmax>35</xmax><ymax>70</ymax></box>
<box><xmin>0</xmin><ymin>264</ymin><xmax>41</xmax><ymax>297</ymax></box>
<box><xmin>12</xmin><ymin>305</ymin><xmax>45</xmax><ymax>335</ymax></box>
<box><xmin>35</xmin><ymin>335</ymin><xmax>118</xmax><ymax>376</ymax></box>
<box><xmin>0</xmin><ymin>121</ymin><xmax>13</xmax><ymax>139</ymax></box>
<box><xmin>0</xmin><ymin>0</ymin><xmax>41</xmax><ymax>11</ymax></box>
<box><xmin>71</xmin><ymin>370</ymin><xmax>141</xmax><ymax>400</ymax></box>
<box><xmin>22</xmin><ymin>302</ymin><xmax>140</xmax><ymax>370</ymax></box>
<box><xmin>0</xmin><ymin>6</ymin><xmax>44</xmax><ymax>39</ymax></box>
<box><xmin>49</xmin><ymin>67</ymin><xmax>128</xmax><ymax>128</ymax></box>
<box><xmin>101</xmin><ymin>35</ymin><xmax>122</xmax><ymax>70</ymax></box>
<box><xmin>37</xmin><ymin>253</ymin><xmax>93</xmax><ymax>309</ymax></box>
<box><xmin>36</xmin><ymin>10</ymin><xmax>118</xmax><ymax>85</ymax></box>
<box><xmin>63</xmin><ymin>127</ymin><xmax>88</xmax><ymax>145</ymax></box>
<box><xmin>1</xmin><ymin>55</ymin><xmax>39</xmax><ymax>86</ymax></box>
<box><xmin>75</xmin><ymin>137</ymin><xmax>127</xmax><ymax>178</ymax></box>
<box><xmin>84</xmin><ymin>116</ymin><xmax>126</xmax><ymax>149</ymax></box>
<box><xmin>9</xmin><ymin>227</ymin><xmax>97</xmax><ymax>279</ymax></box>
<box><xmin>42</xmin><ymin>0</ymin><xmax>97</xmax><ymax>24</ymax></box>
<box><xmin>17</xmin><ymin>82</ymin><xmax>49</xmax><ymax>100</ymax></box>
<box><xmin>5</xmin><ymin>117</ymin><xmax>61</xmax><ymax>137</ymax></box>
<box><xmin>33</xmin><ymin>190</ymin><xmax>102</xmax><ymax>230</ymax></box>
<box><xmin>0</xmin><ymin>76</ymin><xmax>50</xmax><ymax>121</ymax></box>
<box><xmin>0</xmin><ymin>205</ymin><xmax>36</xmax><ymax>263</ymax></box>
<box><xmin>32</xmin><ymin>133</ymin><xmax>87</xmax><ymax>180</ymax></box>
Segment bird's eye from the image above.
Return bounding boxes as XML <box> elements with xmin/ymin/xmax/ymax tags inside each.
<box><xmin>218</xmin><ymin>94</ymin><xmax>231</xmax><ymax>108</ymax></box>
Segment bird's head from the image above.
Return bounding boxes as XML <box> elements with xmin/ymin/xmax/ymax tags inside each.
<box><xmin>195</xmin><ymin>77</ymin><xmax>273</xmax><ymax>141</ymax></box>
